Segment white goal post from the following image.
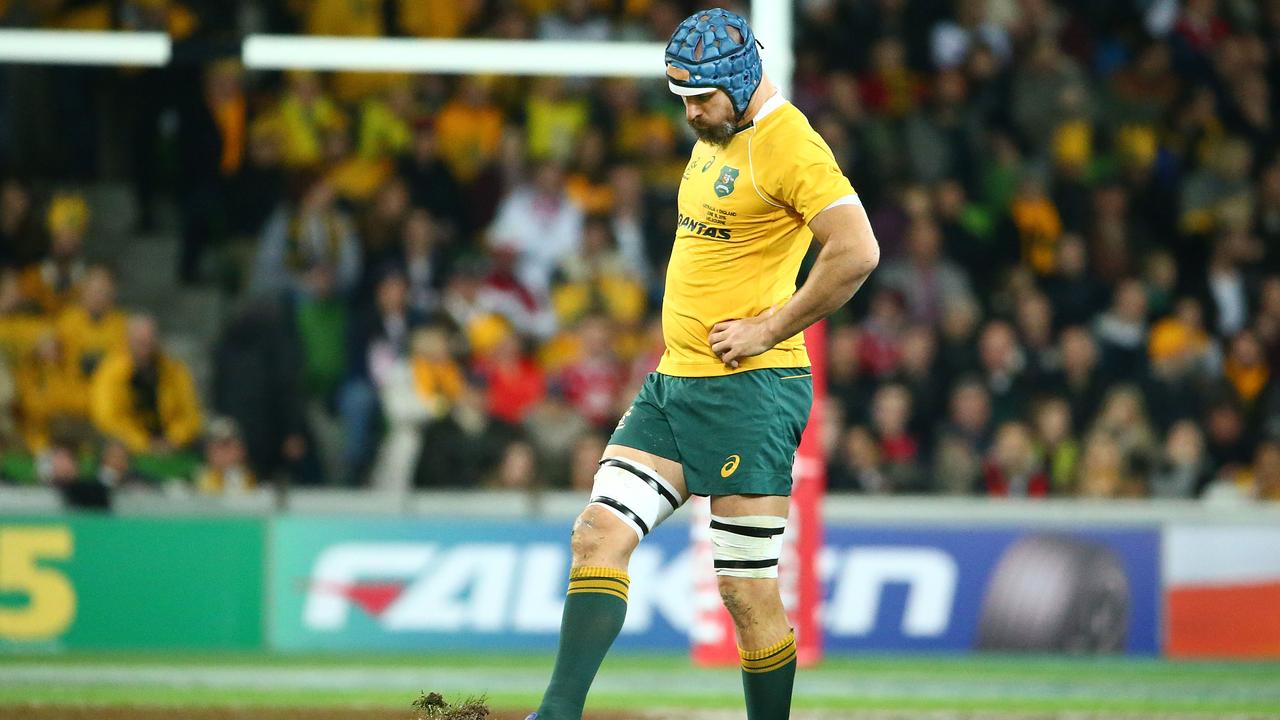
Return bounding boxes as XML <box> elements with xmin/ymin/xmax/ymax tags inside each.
<box><xmin>0</xmin><ymin>29</ymin><xmax>170</xmax><ymax>66</ymax></box>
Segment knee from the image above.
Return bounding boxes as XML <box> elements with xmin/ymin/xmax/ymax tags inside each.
<box><xmin>570</xmin><ymin>505</ymin><xmax>638</xmax><ymax>567</ymax></box>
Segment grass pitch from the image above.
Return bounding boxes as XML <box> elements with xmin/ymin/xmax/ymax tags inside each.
<box><xmin>1</xmin><ymin>651</ymin><xmax>1278</xmax><ymax>719</ymax></box>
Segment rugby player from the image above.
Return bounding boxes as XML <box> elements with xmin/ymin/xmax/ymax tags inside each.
<box><xmin>528</xmin><ymin>8</ymin><xmax>879</xmax><ymax>719</ymax></box>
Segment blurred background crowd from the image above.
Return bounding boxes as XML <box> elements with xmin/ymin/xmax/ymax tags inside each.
<box><xmin>1</xmin><ymin>0</ymin><xmax>1279</xmax><ymax>505</ymax></box>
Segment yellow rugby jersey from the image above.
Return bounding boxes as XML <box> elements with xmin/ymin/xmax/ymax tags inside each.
<box><xmin>657</xmin><ymin>94</ymin><xmax>856</xmax><ymax>377</ymax></box>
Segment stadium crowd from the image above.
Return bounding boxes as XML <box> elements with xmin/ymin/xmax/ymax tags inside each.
<box><xmin>1</xmin><ymin>0</ymin><xmax>1280</xmax><ymax>503</ymax></box>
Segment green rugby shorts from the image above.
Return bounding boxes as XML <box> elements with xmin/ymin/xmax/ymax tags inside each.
<box><xmin>607</xmin><ymin>367</ymin><xmax>813</xmax><ymax>496</ymax></box>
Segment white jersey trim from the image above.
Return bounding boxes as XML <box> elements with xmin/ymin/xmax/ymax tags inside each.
<box><xmin>820</xmin><ymin>194</ymin><xmax>863</xmax><ymax>213</ymax></box>
<box><xmin>752</xmin><ymin>91</ymin><xmax>786</xmax><ymax>123</ymax></box>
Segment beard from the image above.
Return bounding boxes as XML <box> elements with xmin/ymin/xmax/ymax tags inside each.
<box><xmin>688</xmin><ymin>118</ymin><xmax>736</xmax><ymax>147</ymax></box>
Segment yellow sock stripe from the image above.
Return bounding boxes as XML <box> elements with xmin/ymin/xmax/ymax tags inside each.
<box><xmin>565</xmin><ymin>567</ymin><xmax>630</xmax><ymax>602</ymax></box>
<box><xmin>568</xmin><ymin>577</ymin><xmax>629</xmax><ymax>590</ymax></box>
<box><xmin>567</xmin><ymin>580</ymin><xmax>630</xmax><ymax>596</ymax></box>
<box><xmin>568</xmin><ymin>575</ymin><xmax>629</xmax><ymax>589</ymax></box>
<box><xmin>570</xmin><ymin>566</ymin><xmax>629</xmax><ymax>582</ymax></box>
<box><xmin>742</xmin><ymin>647</ymin><xmax>798</xmax><ymax>674</ymax></box>
<box><xmin>739</xmin><ymin>630</ymin><xmax>795</xmax><ymax>661</ymax></box>
<box><xmin>740</xmin><ymin>631</ymin><xmax>797</xmax><ymax>673</ymax></box>
<box><xmin>566</xmin><ymin>586</ymin><xmax>628</xmax><ymax>602</ymax></box>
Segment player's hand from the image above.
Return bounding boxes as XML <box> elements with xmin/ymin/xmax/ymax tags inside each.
<box><xmin>709</xmin><ymin>308</ymin><xmax>779</xmax><ymax>368</ymax></box>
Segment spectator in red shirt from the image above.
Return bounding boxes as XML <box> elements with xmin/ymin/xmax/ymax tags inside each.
<box><xmin>984</xmin><ymin>420</ymin><xmax>1049</xmax><ymax>497</ymax></box>
<box><xmin>558</xmin><ymin>314</ymin><xmax>623</xmax><ymax>430</ymax></box>
<box><xmin>1173</xmin><ymin>0</ymin><xmax>1230</xmax><ymax>56</ymax></box>
<box><xmin>871</xmin><ymin>383</ymin><xmax>923</xmax><ymax>491</ymax></box>
<box><xmin>473</xmin><ymin>331</ymin><xmax>545</xmax><ymax>426</ymax></box>
<box><xmin>858</xmin><ymin>288</ymin><xmax>908</xmax><ymax>378</ymax></box>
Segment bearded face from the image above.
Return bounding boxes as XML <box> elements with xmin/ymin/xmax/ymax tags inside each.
<box><xmin>682</xmin><ymin>90</ymin><xmax>738</xmax><ymax>148</ymax></box>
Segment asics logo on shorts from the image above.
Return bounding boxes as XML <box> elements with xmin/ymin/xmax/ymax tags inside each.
<box><xmin>720</xmin><ymin>454</ymin><xmax>741</xmax><ymax>477</ymax></box>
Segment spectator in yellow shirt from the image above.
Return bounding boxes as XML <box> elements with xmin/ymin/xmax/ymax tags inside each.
<box><xmin>551</xmin><ymin>215</ymin><xmax>646</xmax><ymax>327</ymax></box>
<box><xmin>289</xmin><ymin>0</ymin><xmax>404</xmax><ymax>102</ymax></box>
<box><xmin>90</xmin><ymin>315</ymin><xmax>202</xmax><ymax>454</ymax></box>
<box><xmin>53</xmin><ymin>0</ymin><xmax>196</xmax><ymax>37</ymax></box>
<box><xmin>56</xmin><ymin>265</ymin><xmax>127</xmax><ymax>382</ymax></box>
<box><xmin>435</xmin><ymin>77</ymin><xmax>504</xmax><ymax>184</ymax></box>
<box><xmin>397</xmin><ymin>0</ymin><xmax>483</xmax><ymax>38</ymax></box>
<box><xmin>16</xmin><ymin>331</ymin><xmax>90</xmax><ymax>452</ymax></box>
<box><xmin>1007</xmin><ymin>175</ymin><xmax>1064</xmax><ymax>276</ymax></box>
<box><xmin>359</xmin><ymin>80</ymin><xmax>416</xmax><ymax>161</ymax></box>
<box><xmin>277</xmin><ymin>71</ymin><xmax>347</xmax><ymax>168</ymax></box>
<box><xmin>525</xmin><ymin>77</ymin><xmax>589</xmax><ymax>162</ymax></box>
<box><xmin>0</xmin><ymin>268</ymin><xmax>48</xmax><ymax>362</ymax></box>
<box><xmin>20</xmin><ymin>193</ymin><xmax>89</xmax><ymax>314</ymax></box>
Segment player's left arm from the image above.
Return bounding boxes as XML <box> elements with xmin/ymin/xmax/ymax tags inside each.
<box><xmin>710</xmin><ymin>202</ymin><xmax>879</xmax><ymax>367</ymax></box>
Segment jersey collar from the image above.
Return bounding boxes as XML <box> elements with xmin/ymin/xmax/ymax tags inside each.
<box><xmin>733</xmin><ymin>91</ymin><xmax>786</xmax><ymax>135</ymax></box>
<box><xmin>753</xmin><ymin>91</ymin><xmax>786</xmax><ymax>122</ymax></box>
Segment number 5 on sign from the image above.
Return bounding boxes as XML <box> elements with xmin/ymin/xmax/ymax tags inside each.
<box><xmin>0</xmin><ymin>527</ymin><xmax>75</xmax><ymax>640</ymax></box>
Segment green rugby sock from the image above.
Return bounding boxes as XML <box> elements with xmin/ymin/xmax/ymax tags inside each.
<box><xmin>536</xmin><ymin>566</ymin><xmax>629</xmax><ymax>720</ymax></box>
<box><xmin>740</xmin><ymin>630</ymin><xmax>798</xmax><ymax>720</ymax></box>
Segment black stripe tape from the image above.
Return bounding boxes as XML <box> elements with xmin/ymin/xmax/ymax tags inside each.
<box><xmin>710</xmin><ymin>520</ymin><xmax>785</xmax><ymax>538</ymax></box>
<box><xmin>714</xmin><ymin>558</ymin><xmax>779</xmax><ymax>569</ymax></box>
<box><xmin>601</xmin><ymin>458</ymin><xmax>680</xmax><ymax>510</ymax></box>
<box><xmin>591</xmin><ymin>496</ymin><xmax>650</xmax><ymax>536</ymax></box>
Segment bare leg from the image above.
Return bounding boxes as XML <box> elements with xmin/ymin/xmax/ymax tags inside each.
<box><xmin>710</xmin><ymin>494</ymin><xmax>795</xmax><ymax>720</ymax></box>
<box><xmin>535</xmin><ymin>446</ymin><xmax>687</xmax><ymax>720</ymax></box>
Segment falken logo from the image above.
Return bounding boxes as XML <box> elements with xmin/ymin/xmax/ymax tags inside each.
<box><xmin>676</xmin><ymin>212</ymin><xmax>731</xmax><ymax>239</ymax></box>
<box><xmin>714</xmin><ymin>165</ymin><xmax>739</xmax><ymax>197</ymax></box>
<box><xmin>301</xmin><ymin>542</ymin><xmax>691</xmax><ymax>634</ymax></box>
<box><xmin>297</xmin><ymin>540</ymin><xmax>962</xmax><ymax>640</ymax></box>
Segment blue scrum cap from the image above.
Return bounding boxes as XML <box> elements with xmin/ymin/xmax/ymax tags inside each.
<box><xmin>664</xmin><ymin>8</ymin><xmax>763</xmax><ymax>118</ymax></box>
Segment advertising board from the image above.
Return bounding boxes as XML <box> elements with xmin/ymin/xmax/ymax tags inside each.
<box><xmin>269</xmin><ymin>517</ymin><xmax>1160</xmax><ymax>654</ymax></box>
<box><xmin>0</xmin><ymin>516</ymin><xmax>264</xmax><ymax>650</ymax></box>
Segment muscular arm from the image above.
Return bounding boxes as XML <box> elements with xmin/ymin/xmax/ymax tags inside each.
<box><xmin>710</xmin><ymin>202</ymin><xmax>879</xmax><ymax>367</ymax></box>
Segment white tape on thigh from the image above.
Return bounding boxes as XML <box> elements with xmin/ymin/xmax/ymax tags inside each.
<box><xmin>588</xmin><ymin>457</ymin><xmax>683</xmax><ymax>541</ymax></box>
<box><xmin>710</xmin><ymin>514</ymin><xmax>787</xmax><ymax>578</ymax></box>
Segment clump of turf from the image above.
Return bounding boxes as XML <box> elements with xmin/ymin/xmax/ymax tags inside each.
<box><xmin>413</xmin><ymin>691</ymin><xmax>491</xmax><ymax>720</ymax></box>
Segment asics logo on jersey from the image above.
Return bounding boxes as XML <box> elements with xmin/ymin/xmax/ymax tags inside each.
<box><xmin>702</xmin><ymin>155</ymin><xmax>716</xmax><ymax>172</ymax></box>
<box><xmin>677</xmin><ymin>212</ymin><xmax>732</xmax><ymax>239</ymax></box>
<box><xmin>714</xmin><ymin>166</ymin><xmax>739</xmax><ymax>197</ymax></box>
<box><xmin>720</xmin><ymin>454</ymin><xmax>741</xmax><ymax>477</ymax></box>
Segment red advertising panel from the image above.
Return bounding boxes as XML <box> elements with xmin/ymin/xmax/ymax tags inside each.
<box><xmin>1164</xmin><ymin>526</ymin><xmax>1280</xmax><ymax>658</ymax></box>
